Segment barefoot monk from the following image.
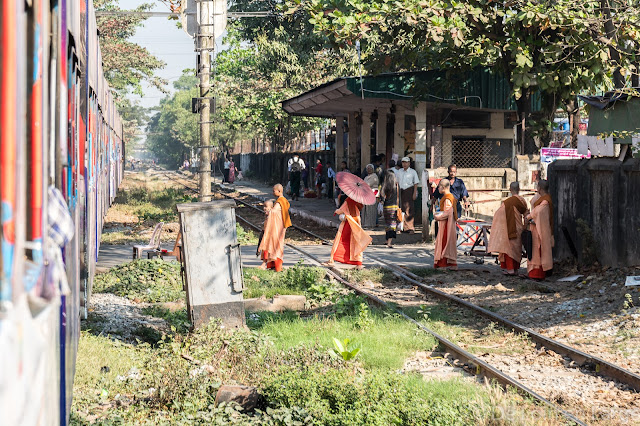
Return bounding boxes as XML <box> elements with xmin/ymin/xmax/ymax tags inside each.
<box><xmin>433</xmin><ymin>179</ymin><xmax>458</xmax><ymax>269</ymax></box>
<box><xmin>526</xmin><ymin>179</ymin><xmax>554</xmax><ymax>280</ymax></box>
<box><xmin>487</xmin><ymin>182</ymin><xmax>529</xmax><ymax>275</ymax></box>
<box><xmin>258</xmin><ymin>184</ymin><xmax>292</xmax><ymax>272</ymax></box>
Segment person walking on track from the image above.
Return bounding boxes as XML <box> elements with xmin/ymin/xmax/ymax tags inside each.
<box><xmin>325</xmin><ymin>172</ymin><xmax>374</xmax><ymax>269</ymax></box>
<box><xmin>258</xmin><ymin>184</ymin><xmax>292</xmax><ymax>272</ymax></box>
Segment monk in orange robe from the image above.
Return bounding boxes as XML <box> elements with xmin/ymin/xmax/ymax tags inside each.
<box><xmin>434</xmin><ymin>179</ymin><xmax>458</xmax><ymax>270</ymax></box>
<box><xmin>258</xmin><ymin>184</ymin><xmax>292</xmax><ymax>272</ymax></box>
<box><xmin>487</xmin><ymin>182</ymin><xmax>529</xmax><ymax>275</ymax></box>
<box><xmin>526</xmin><ymin>179</ymin><xmax>554</xmax><ymax>280</ymax></box>
<box><xmin>326</xmin><ymin>197</ymin><xmax>372</xmax><ymax>269</ymax></box>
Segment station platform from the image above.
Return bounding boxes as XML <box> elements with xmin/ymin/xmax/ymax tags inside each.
<box><xmin>214</xmin><ymin>177</ymin><xmax>341</xmax><ymax>228</ymax></box>
<box><xmin>97</xmin><ymin>243</ymin><xmax>483</xmax><ymax>273</ymax></box>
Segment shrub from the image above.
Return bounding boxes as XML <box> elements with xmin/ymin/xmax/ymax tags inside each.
<box><xmin>260</xmin><ymin>368</ymin><xmax>477</xmax><ymax>426</ymax></box>
<box><xmin>93</xmin><ymin>259</ymin><xmax>184</xmax><ymax>303</ymax></box>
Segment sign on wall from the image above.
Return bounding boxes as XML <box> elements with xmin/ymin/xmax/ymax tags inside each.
<box><xmin>540</xmin><ymin>147</ymin><xmax>591</xmax><ymax>163</ymax></box>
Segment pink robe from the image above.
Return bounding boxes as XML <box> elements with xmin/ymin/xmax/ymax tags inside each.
<box><xmin>258</xmin><ymin>203</ymin><xmax>286</xmax><ymax>264</ymax></box>
<box><xmin>330</xmin><ymin>198</ymin><xmax>372</xmax><ymax>265</ymax></box>
<box><xmin>434</xmin><ymin>196</ymin><xmax>458</xmax><ymax>267</ymax></box>
<box><xmin>487</xmin><ymin>195</ymin><xmax>528</xmax><ymax>265</ymax></box>
<box><xmin>527</xmin><ymin>199</ymin><xmax>554</xmax><ymax>274</ymax></box>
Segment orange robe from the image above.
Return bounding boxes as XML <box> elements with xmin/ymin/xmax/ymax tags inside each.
<box><xmin>330</xmin><ymin>198</ymin><xmax>372</xmax><ymax>265</ymax></box>
<box><xmin>487</xmin><ymin>195</ymin><xmax>528</xmax><ymax>271</ymax></box>
<box><xmin>258</xmin><ymin>196</ymin><xmax>291</xmax><ymax>272</ymax></box>
<box><xmin>434</xmin><ymin>193</ymin><xmax>458</xmax><ymax>268</ymax></box>
<box><xmin>528</xmin><ymin>194</ymin><xmax>554</xmax><ymax>279</ymax></box>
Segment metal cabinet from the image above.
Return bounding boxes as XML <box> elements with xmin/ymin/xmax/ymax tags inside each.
<box><xmin>176</xmin><ymin>200</ymin><xmax>244</xmax><ymax>328</ymax></box>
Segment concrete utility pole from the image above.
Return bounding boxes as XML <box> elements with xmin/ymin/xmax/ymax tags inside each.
<box><xmin>198</xmin><ymin>0</ymin><xmax>212</xmax><ymax>201</ymax></box>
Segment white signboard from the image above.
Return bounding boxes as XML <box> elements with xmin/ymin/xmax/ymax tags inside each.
<box><xmin>181</xmin><ymin>0</ymin><xmax>227</xmax><ymax>40</ymax></box>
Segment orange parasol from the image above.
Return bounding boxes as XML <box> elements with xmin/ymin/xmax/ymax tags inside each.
<box><xmin>336</xmin><ymin>172</ymin><xmax>376</xmax><ymax>205</ymax></box>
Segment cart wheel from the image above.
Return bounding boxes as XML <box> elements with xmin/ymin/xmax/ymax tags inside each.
<box><xmin>474</xmin><ymin>258</ymin><xmax>484</xmax><ymax>265</ymax></box>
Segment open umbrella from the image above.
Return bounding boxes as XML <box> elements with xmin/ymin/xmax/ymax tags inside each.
<box><xmin>336</xmin><ymin>172</ymin><xmax>376</xmax><ymax>205</ymax></box>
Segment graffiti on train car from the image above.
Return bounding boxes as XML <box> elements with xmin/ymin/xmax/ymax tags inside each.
<box><xmin>0</xmin><ymin>0</ymin><xmax>124</xmax><ymax>424</ymax></box>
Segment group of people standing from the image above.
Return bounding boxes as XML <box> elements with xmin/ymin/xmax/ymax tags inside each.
<box><xmin>262</xmin><ymin>155</ymin><xmax>553</xmax><ymax>281</ymax></box>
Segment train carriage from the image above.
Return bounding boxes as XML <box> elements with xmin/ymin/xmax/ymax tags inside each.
<box><xmin>0</xmin><ymin>0</ymin><xmax>124</xmax><ymax>423</ymax></box>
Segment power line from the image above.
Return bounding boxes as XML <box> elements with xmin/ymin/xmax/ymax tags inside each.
<box><xmin>96</xmin><ymin>11</ymin><xmax>272</xmax><ymax>18</ymax></box>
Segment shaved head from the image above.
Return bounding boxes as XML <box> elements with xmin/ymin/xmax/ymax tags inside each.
<box><xmin>273</xmin><ymin>184</ymin><xmax>283</xmax><ymax>196</ymax></box>
<box><xmin>537</xmin><ymin>179</ymin><xmax>549</xmax><ymax>194</ymax></box>
<box><xmin>509</xmin><ymin>181</ymin><xmax>520</xmax><ymax>194</ymax></box>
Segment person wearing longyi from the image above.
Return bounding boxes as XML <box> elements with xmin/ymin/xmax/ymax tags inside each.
<box><xmin>395</xmin><ymin>157</ymin><xmax>419</xmax><ymax>234</ymax></box>
<box><xmin>433</xmin><ymin>179</ymin><xmax>458</xmax><ymax>270</ymax></box>
<box><xmin>526</xmin><ymin>179</ymin><xmax>554</xmax><ymax>280</ymax></box>
<box><xmin>258</xmin><ymin>184</ymin><xmax>292</xmax><ymax>272</ymax></box>
<box><xmin>487</xmin><ymin>182</ymin><xmax>529</xmax><ymax>275</ymax></box>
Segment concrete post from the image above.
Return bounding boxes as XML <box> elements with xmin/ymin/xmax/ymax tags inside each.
<box><xmin>348</xmin><ymin>112</ymin><xmax>358</xmax><ymax>172</ymax></box>
<box><xmin>394</xmin><ymin>112</ymin><xmax>405</xmax><ymax>160</ymax></box>
<box><xmin>335</xmin><ymin>117</ymin><xmax>344</xmax><ymax>169</ymax></box>
<box><xmin>376</xmin><ymin>109</ymin><xmax>387</xmax><ymax>157</ymax></box>
<box><xmin>414</xmin><ymin>102</ymin><xmax>427</xmax><ymax>174</ymax></box>
<box><xmin>361</xmin><ymin>114</ymin><xmax>372</xmax><ymax>170</ymax></box>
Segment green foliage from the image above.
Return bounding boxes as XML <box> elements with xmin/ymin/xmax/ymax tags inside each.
<box><xmin>141</xmin><ymin>306</ymin><xmax>190</xmax><ymax>334</ymax></box>
<box><xmin>329</xmin><ymin>337</ymin><xmax>361</xmax><ymax>361</ymax></box>
<box><xmin>237</xmin><ymin>224</ymin><xmax>259</xmax><ymax>246</ymax></box>
<box><xmin>146</xmin><ymin>72</ymin><xmax>204</xmax><ymax>167</ymax></box>
<box><xmin>293</xmin><ymin>0</ymin><xmax>640</xmax><ymax>148</ymax></box>
<box><xmin>306</xmin><ymin>282</ymin><xmax>338</xmax><ymax>304</ymax></box>
<box><xmin>250</xmin><ymin>309</ymin><xmax>437</xmax><ymax>370</ymax></box>
<box><xmin>94</xmin><ymin>260</ymin><xmax>184</xmax><ymax>303</ymax></box>
<box><xmin>334</xmin><ymin>293</ymin><xmax>367</xmax><ymax>317</ymax></box>
<box><xmin>95</xmin><ymin>0</ymin><xmax>166</xmax><ymax>98</ymax></box>
<box><xmin>243</xmin><ymin>264</ymin><xmax>326</xmax><ymax>299</ymax></box>
<box><xmin>260</xmin><ymin>367</ymin><xmax>482</xmax><ymax>425</ymax></box>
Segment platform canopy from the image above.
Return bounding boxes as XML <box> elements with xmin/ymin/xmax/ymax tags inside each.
<box><xmin>282</xmin><ymin>68</ymin><xmax>541</xmax><ymax>117</ymax></box>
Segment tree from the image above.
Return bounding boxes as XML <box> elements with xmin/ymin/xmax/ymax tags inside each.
<box><xmin>289</xmin><ymin>0</ymin><xmax>640</xmax><ymax>152</ymax></box>
<box><xmin>209</xmin><ymin>1</ymin><xmax>359</xmax><ymax>151</ymax></box>
<box><xmin>95</xmin><ymin>0</ymin><xmax>166</xmax><ymax>98</ymax></box>
<box><xmin>146</xmin><ymin>72</ymin><xmax>208</xmax><ymax>167</ymax></box>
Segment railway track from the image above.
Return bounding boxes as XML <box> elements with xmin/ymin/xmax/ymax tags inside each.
<box><xmin>164</xmin><ymin>171</ymin><xmax>640</xmax><ymax>425</ymax></box>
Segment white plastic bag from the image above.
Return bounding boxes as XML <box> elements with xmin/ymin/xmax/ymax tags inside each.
<box><xmin>397</xmin><ymin>212</ymin><xmax>405</xmax><ymax>232</ymax></box>
<box><xmin>285</xmin><ymin>181</ymin><xmax>291</xmax><ymax>195</ymax></box>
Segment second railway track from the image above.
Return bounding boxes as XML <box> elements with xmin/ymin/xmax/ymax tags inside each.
<box><xmin>166</xmin><ymin>171</ymin><xmax>640</xmax><ymax>425</ymax></box>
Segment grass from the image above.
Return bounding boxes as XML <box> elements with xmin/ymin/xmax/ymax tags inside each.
<box><xmin>141</xmin><ymin>306</ymin><xmax>190</xmax><ymax>334</ymax></box>
<box><xmin>249</xmin><ymin>308</ymin><xmax>438</xmax><ymax>370</ymax></box>
<box><xmin>94</xmin><ymin>259</ymin><xmax>184</xmax><ymax>303</ymax></box>
<box><xmin>243</xmin><ymin>264</ymin><xmax>326</xmax><ymax>299</ymax></box>
<box><xmin>71</xmin><ymin>332</ymin><xmax>151</xmax><ymax>424</ymax></box>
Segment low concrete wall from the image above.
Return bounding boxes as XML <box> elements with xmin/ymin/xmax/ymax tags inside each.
<box><xmin>427</xmin><ymin>168</ymin><xmax>517</xmax><ymax>220</ymax></box>
<box><xmin>549</xmin><ymin>158</ymin><xmax>640</xmax><ymax>267</ymax></box>
<box><xmin>514</xmin><ymin>154</ymin><xmax>541</xmax><ymax>190</ymax></box>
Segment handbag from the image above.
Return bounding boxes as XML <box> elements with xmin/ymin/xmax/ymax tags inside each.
<box><xmin>522</xmin><ymin>229</ymin><xmax>533</xmax><ymax>260</ymax></box>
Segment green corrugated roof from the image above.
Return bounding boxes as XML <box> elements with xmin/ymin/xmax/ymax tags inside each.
<box><xmin>587</xmin><ymin>97</ymin><xmax>640</xmax><ymax>144</ymax></box>
<box><xmin>345</xmin><ymin>68</ymin><xmax>541</xmax><ymax>112</ymax></box>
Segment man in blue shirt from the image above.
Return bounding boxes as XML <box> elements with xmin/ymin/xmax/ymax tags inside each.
<box><xmin>432</xmin><ymin>164</ymin><xmax>469</xmax><ymax>218</ymax></box>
